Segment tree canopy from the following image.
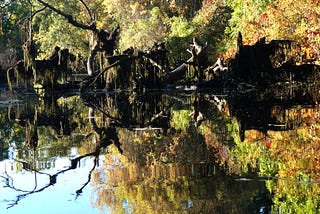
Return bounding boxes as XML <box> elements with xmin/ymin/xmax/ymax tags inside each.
<box><xmin>1</xmin><ymin>0</ymin><xmax>320</xmax><ymax>70</ymax></box>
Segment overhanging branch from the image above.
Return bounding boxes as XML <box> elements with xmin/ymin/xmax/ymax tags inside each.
<box><xmin>31</xmin><ymin>6</ymin><xmax>47</xmax><ymax>19</ymax></box>
<box><xmin>36</xmin><ymin>0</ymin><xmax>97</xmax><ymax>32</ymax></box>
<box><xmin>79</xmin><ymin>0</ymin><xmax>94</xmax><ymax>23</ymax></box>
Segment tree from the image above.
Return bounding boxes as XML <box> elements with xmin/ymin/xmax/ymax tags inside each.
<box><xmin>0</xmin><ymin>0</ymin><xmax>32</xmax><ymax>74</ymax></box>
<box><xmin>16</xmin><ymin>0</ymin><xmax>118</xmax><ymax>76</ymax></box>
<box><xmin>0</xmin><ymin>0</ymin><xmax>30</xmax><ymax>51</ymax></box>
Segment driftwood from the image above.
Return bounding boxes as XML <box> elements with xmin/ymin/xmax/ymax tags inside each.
<box><xmin>204</xmin><ymin>58</ymin><xmax>228</xmax><ymax>77</ymax></box>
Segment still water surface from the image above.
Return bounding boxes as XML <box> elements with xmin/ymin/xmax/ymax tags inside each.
<box><xmin>0</xmin><ymin>85</ymin><xmax>319</xmax><ymax>213</ymax></box>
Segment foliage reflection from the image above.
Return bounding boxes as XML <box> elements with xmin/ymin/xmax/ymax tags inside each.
<box><xmin>1</xmin><ymin>85</ymin><xmax>320</xmax><ymax>212</ymax></box>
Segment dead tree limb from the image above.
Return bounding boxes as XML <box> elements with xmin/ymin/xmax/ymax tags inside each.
<box><xmin>204</xmin><ymin>58</ymin><xmax>228</xmax><ymax>78</ymax></box>
<box><xmin>81</xmin><ymin>60</ymin><xmax>120</xmax><ymax>88</ymax></box>
<box><xmin>142</xmin><ymin>55</ymin><xmax>166</xmax><ymax>73</ymax></box>
<box><xmin>164</xmin><ymin>38</ymin><xmax>207</xmax><ymax>83</ymax></box>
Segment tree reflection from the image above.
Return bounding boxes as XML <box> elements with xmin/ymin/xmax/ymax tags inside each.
<box><xmin>86</xmin><ymin>92</ymin><xmax>271</xmax><ymax>213</ymax></box>
<box><xmin>2</xmin><ymin>152</ymin><xmax>99</xmax><ymax>208</ymax></box>
<box><xmin>91</xmin><ymin>143</ymin><xmax>271</xmax><ymax>213</ymax></box>
<box><xmin>88</xmin><ymin>107</ymin><xmax>122</xmax><ymax>154</ymax></box>
<box><xmin>2</xmin><ymin>82</ymin><xmax>320</xmax><ymax>212</ymax></box>
<box><xmin>224</xmin><ymin>83</ymin><xmax>320</xmax><ymax>213</ymax></box>
<box><xmin>86</xmin><ymin>83</ymin><xmax>320</xmax><ymax>213</ymax></box>
<box><xmin>1</xmin><ymin>93</ymin><xmax>115</xmax><ymax>208</ymax></box>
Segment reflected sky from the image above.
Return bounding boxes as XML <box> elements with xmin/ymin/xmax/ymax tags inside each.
<box><xmin>0</xmin><ymin>156</ymin><xmax>109</xmax><ymax>214</ymax></box>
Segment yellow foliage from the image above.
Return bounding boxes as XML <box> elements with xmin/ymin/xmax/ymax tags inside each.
<box><xmin>226</xmin><ymin>0</ymin><xmax>320</xmax><ymax>62</ymax></box>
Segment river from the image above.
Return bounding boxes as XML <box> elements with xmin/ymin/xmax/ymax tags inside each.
<box><xmin>0</xmin><ymin>81</ymin><xmax>320</xmax><ymax>213</ymax></box>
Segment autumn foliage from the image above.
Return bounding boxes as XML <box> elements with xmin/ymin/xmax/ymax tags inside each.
<box><xmin>226</xmin><ymin>0</ymin><xmax>320</xmax><ymax>62</ymax></box>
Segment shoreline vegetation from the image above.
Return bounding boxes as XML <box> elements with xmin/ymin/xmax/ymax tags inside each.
<box><xmin>1</xmin><ymin>1</ymin><xmax>320</xmax><ymax>83</ymax></box>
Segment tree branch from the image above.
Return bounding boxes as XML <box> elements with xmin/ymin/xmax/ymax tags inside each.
<box><xmin>82</xmin><ymin>60</ymin><xmax>121</xmax><ymax>88</ymax></box>
<box><xmin>36</xmin><ymin>0</ymin><xmax>97</xmax><ymax>32</ymax></box>
<box><xmin>3</xmin><ymin>153</ymin><xmax>100</xmax><ymax>209</ymax></box>
<box><xmin>31</xmin><ymin>6</ymin><xmax>47</xmax><ymax>19</ymax></box>
<box><xmin>79</xmin><ymin>0</ymin><xmax>94</xmax><ymax>23</ymax></box>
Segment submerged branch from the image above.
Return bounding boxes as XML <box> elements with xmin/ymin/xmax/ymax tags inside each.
<box><xmin>75</xmin><ymin>158</ymin><xmax>97</xmax><ymax>199</ymax></box>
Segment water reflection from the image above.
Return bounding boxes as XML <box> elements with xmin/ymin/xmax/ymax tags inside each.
<box><xmin>0</xmin><ymin>156</ymin><xmax>104</xmax><ymax>214</ymax></box>
<box><xmin>0</xmin><ymin>83</ymin><xmax>320</xmax><ymax>213</ymax></box>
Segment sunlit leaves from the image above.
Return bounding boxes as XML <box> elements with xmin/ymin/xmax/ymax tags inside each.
<box><xmin>35</xmin><ymin>15</ymin><xmax>84</xmax><ymax>58</ymax></box>
<box><xmin>169</xmin><ymin>16</ymin><xmax>195</xmax><ymax>38</ymax></box>
<box><xmin>271</xmin><ymin>180</ymin><xmax>320</xmax><ymax>213</ymax></box>
<box><xmin>170</xmin><ymin>109</ymin><xmax>192</xmax><ymax>131</ymax></box>
<box><xmin>0</xmin><ymin>0</ymin><xmax>30</xmax><ymax>51</ymax></box>
<box><xmin>32</xmin><ymin>0</ymin><xmax>103</xmax><ymax>58</ymax></box>
<box><xmin>225</xmin><ymin>0</ymin><xmax>272</xmax><ymax>45</ymax></box>
<box><xmin>1</xmin><ymin>0</ymin><xmax>231</xmax><ymax>65</ymax></box>
<box><xmin>225</xmin><ymin>0</ymin><xmax>320</xmax><ymax>62</ymax></box>
<box><xmin>118</xmin><ymin>7</ymin><xmax>168</xmax><ymax>50</ymax></box>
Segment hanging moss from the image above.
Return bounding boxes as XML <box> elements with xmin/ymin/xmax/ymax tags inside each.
<box><xmin>7</xmin><ymin>66</ymin><xmax>15</xmax><ymax>92</ymax></box>
<box><xmin>23</xmin><ymin>39</ymin><xmax>37</xmax><ymax>83</ymax></box>
<box><xmin>6</xmin><ymin>60</ymin><xmax>34</xmax><ymax>91</ymax></box>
